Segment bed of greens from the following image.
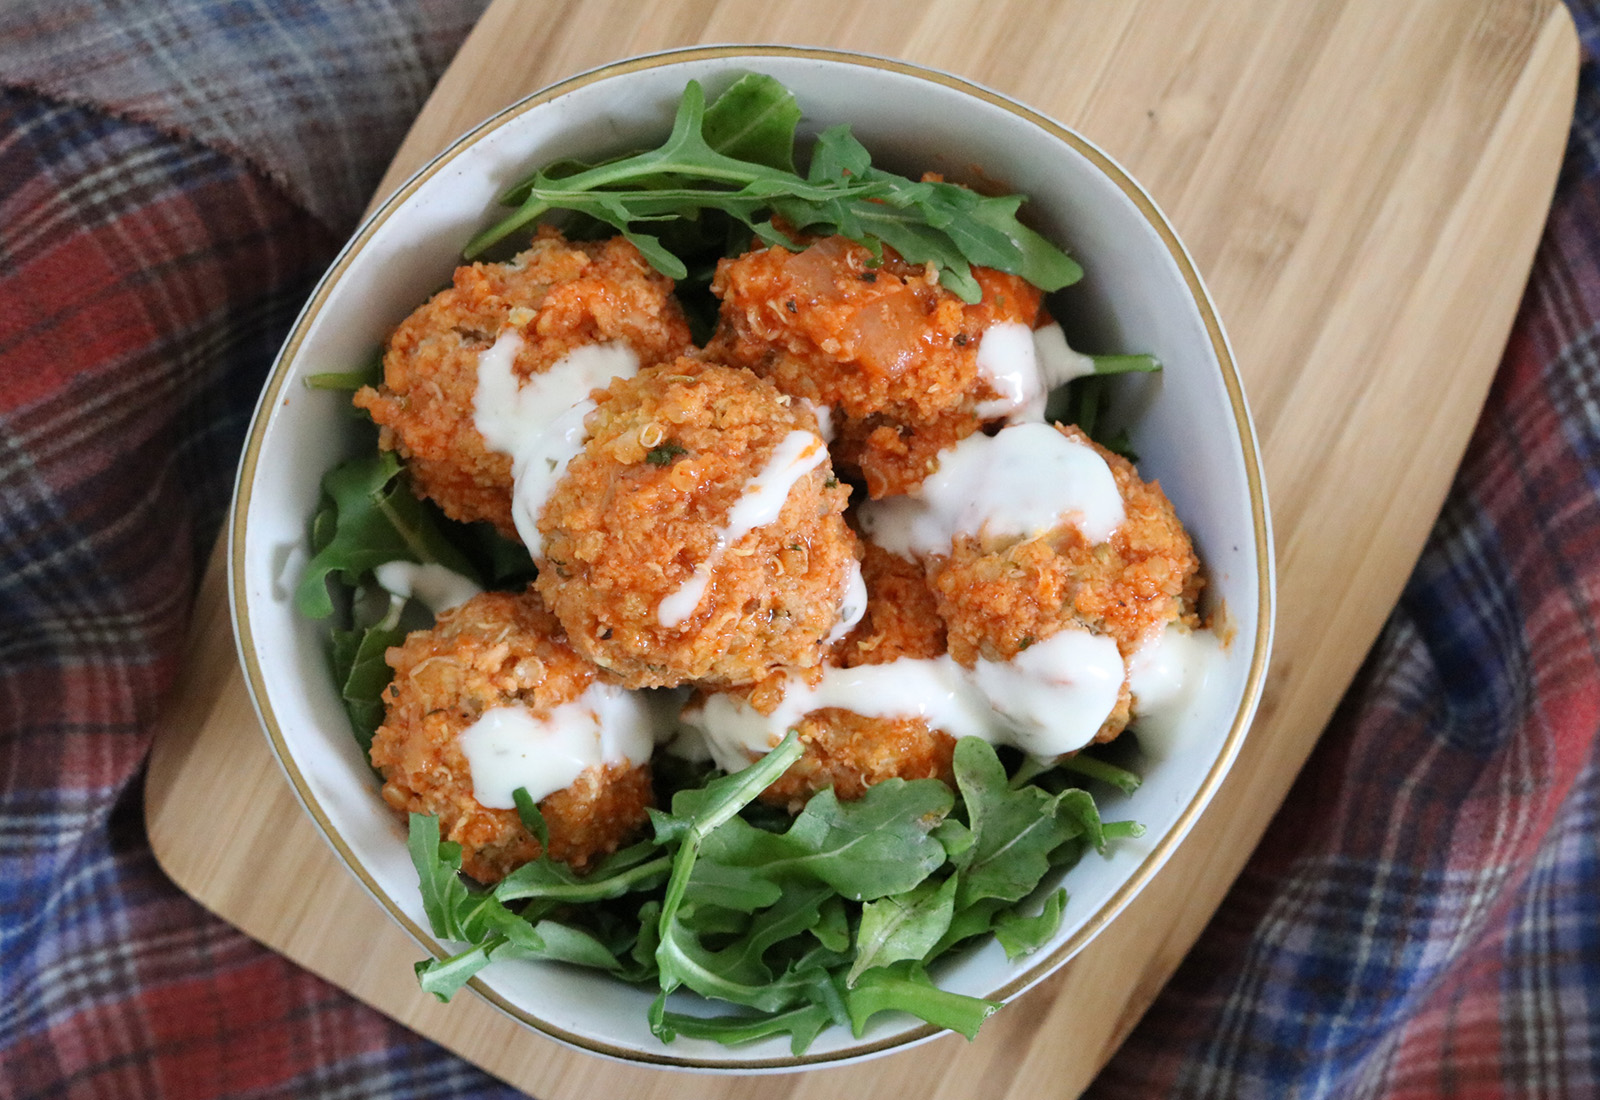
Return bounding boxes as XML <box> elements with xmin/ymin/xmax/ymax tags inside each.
<box><xmin>295</xmin><ymin>73</ymin><xmax>1154</xmax><ymax>1054</ymax></box>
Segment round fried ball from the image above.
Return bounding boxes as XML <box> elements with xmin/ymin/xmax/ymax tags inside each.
<box><xmin>367</xmin><ymin>587</ymin><xmax>653</xmax><ymax>883</ymax></box>
<box><xmin>354</xmin><ymin>228</ymin><xmax>692</xmax><ymax>536</ymax></box>
<box><xmin>536</xmin><ymin>356</ymin><xmax>859</xmax><ymax>689</ymax></box>
<box><xmin>706</xmin><ymin>234</ymin><xmax>1042</xmax><ymax>497</ymax></box>
<box><xmin>928</xmin><ymin>425</ymin><xmax>1201</xmax><ymax>741</ymax></box>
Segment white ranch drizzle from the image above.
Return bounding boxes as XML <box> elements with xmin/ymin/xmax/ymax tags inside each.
<box><xmin>857</xmin><ymin>421</ymin><xmax>1125</xmax><ymax>558</ymax></box>
<box><xmin>458</xmin><ymin>683</ymin><xmax>654</xmax><ymax>807</ymax></box>
<box><xmin>655</xmin><ymin>429</ymin><xmax>830</xmax><ymax>628</ymax></box>
<box><xmin>372</xmin><ymin>561</ymin><xmax>482</xmax><ymax>615</ymax></box>
<box><xmin>1126</xmin><ymin>623</ymin><xmax>1224</xmax><ymax>757</ymax></box>
<box><xmin>680</xmin><ymin>626</ymin><xmax>1126</xmax><ymax>773</ymax></box>
<box><xmin>972</xmin><ymin>321</ymin><xmax>1100</xmax><ymax>424</ymax></box>
<box><xmin>822</xmin><ymin>558</ymin><xmax>868</xmax><ymax>646</ymax></box>
<box><xmin>471</xmin><ymin>329</ymin><xmax>641</xmax><ymax>555</ymax></box>
<box><xmin>1033</xmin><ymin>321</ymin><xmax>1099</xmax><ymax>390</ymax></box>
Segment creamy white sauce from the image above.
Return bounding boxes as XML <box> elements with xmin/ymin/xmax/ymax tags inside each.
<box><xmin>967</xmin><ymin>629</ymin><xmax>1125</xmax><ymax>756</ymax></box>
<box><xmin>472</xmin><ymin>330</ymin><xmax>641</xmax><ymax>554</ymax></box>
<box><xmin>973</xmin><ymin>321</ymin><xmax>1042</xmax><ymax>422</ymax></box>
<box><xmin>804</xmin><ymin>399</ymin><xmax>835</xmax><ymax>443</ymax></box>
<box><xmin>1032</xmin><ymin>322</ymin><xmax>1098</xmax><ymax>390</ymax></box>
<box><xmin>1127</xmin><ymin>624</ymin><xmax>1224</xmax><ymax>757</ymax></box>
<box><xmin>857</xmin><ymin>422</ymin><xmax>1125</xmax><ymax>558</ymax></box>
<box><xmin>373</xmin><ymin>561</ymin><xmax>482</xmax><ymax>615</ymax></box>
<box><xmin>972</xmin><ymin>322</ymin><xmax>1099</xmax><ymax>424</ymax></box>
<box><xmin>656</xmin><ymin>429</ymin><xmax>830</xmax><ymax>627</ymax></box>
<box><xmin>681</xmin><ymin>625</ymin><xmax>1127</xmax><ymax>772</ymax></box>
<box><xmin>458</xmin><ymin>683</ymin><xmax>654</xmax><ymax>807</ymax></box>
<box><xmin>823</xmin><ymin>558</ymin><xmax>868</xmax><ymax>645</ymax></box>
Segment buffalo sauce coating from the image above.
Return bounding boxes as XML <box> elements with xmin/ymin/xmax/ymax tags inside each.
<box><xmin>706</xmin><ymin>235</ymin><xmax>1042</xmax><ymax>497</ymax></box>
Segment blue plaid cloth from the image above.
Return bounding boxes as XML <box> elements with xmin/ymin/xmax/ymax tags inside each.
<box><xmin>3</xmin><ymin>2</ymin><xmax>1600</xmax><ymax>1097</ymax></box>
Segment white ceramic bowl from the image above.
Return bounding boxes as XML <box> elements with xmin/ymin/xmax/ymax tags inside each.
<box><xmin>230</xmin><ymin>46</ymin><xmax>1273</xmax><ymax>1071</ymax></box>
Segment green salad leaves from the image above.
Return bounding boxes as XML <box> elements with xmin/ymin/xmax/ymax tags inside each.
<box><xmin>467</xmin><ymin>75</ymin><xmax>1083</xmax><ymax>304</ymax></box>
<box><xmin>409</xmin><ymin>734</ymin><xmax>1141</xmax><ymax>1053</ymax></box>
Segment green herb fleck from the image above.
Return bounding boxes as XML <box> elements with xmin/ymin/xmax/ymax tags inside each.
<box><xmin>646</xmin><ymin>441</ymin><xmax>688</xmax><ymax>466</ymax></box>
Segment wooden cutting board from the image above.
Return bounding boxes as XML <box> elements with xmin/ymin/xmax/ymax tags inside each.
<box><xmin>145</xmin><ymin>0</ymin><xmax>1578</xmax><ymax>1095</ymax></box>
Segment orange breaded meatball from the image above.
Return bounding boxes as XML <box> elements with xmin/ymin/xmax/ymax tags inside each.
<box><xmin>706</xmin><ymin>235</ymin><xmax>1042</xmax><ymax>497</ymax></box>
<box><xmin>718</xmin><ymin>542</ymin><xmax>957</xmax><ymax>812</ymax></box>
<box><xmin>354</xmin><ymin>228</ymin><xmax>692</xmax><ymax>536</ymax></box>
<box><xmin>831</xmin><ymin>541</ymin><xmax>947</xmax><ymax>668</ymax></box>
<box><xmin>368</xmin><ymin>588</ymin><xmax>653</xmax><ymax>883</ymax></box>
<box><xmin>536</xmin><ymin>357</ymin><xmax>859</xmax><ymax>689</ymax></box>
<box><xmin>760</xmin><ymin>710</ymin><xmax>957</xmax><ymax>813</ymax></box>
<box><xmin>929</xmin><ymin>424</ymin><xmax>1203</xmax><ymax>688</ymax></box>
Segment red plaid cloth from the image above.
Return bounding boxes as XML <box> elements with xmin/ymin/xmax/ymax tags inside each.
<box><xmin>2</xmin><ymin>2</ymin><xmax>1598</xmax><ymax>1097</ymax></box>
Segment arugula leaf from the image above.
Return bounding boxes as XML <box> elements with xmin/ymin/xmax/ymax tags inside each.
<box><xmin>465</xmin><ymin>79</ymin><xmax>1081</xmax><ymax>304</ymax></box>
<box><xmin>493</xmin><ymin>840</ymin><xmax>671</xmax><ymax>904</ymax></box>
<box><xmin>700</xmin><ymin>72</ymin><xmax>802</xmax><ymax>171</ymax></box>
<box><xmin>812</xmin><ymin>895</ymin><xmax>850</xmax><ymax>953</ymax></box>
<box><xmin>327</xmin><ymin>591</ymin><xmax>405</xmax><ymax>753</ymax></box>
<box><xmin>444</xmin><ymin>519</ymin><xmax>538</xmax><ymax>589</ymax></box>
<box><xmin>507</xmin><ymin>920</ymin><xmax>629</xmax><ymax>971</ymax></box>
<box><xmin>949</xmin><ymin>738</ymin><xmax>1080</xmax><ymax>909</ymax></box>
<box><xmin>414</xmin><ymin>942</ymin><xmax>499</xmax><ymax>999</ymax></box>
<box><xmin>409</xmin><ymin>814</ymin><xmax>665</xmax><ymax>998</ymax></box>
<box><xmin>511</xmin><ymin>787</ymin><xmax>549</xmax><ymax>848</ymax></box>
<box><xmin>408</xmin><ymin>814</ymin><xmax>555</xmax><ymax>998</ymax></box>
<box><xmin>650</xmin><ymin>734</ymin><xmax>805</xmax><ymax>844</ymax></box>
<box><xmin>652</xmin><ymin>736</ymin><xmax>804</xmax><ymax>1006</ymax></box>
<box><xmin>699</xmin><ymin>780</ymin><xmax>954</xmax><ymax>901</ymax></box>
<box><xmin>631</xmin><ymin>900</ymin><xmax>662</xmax><ymax>979</ymax></box>
<box><xmin>848</xmin><ymin>875</ymin><xmax>957</xmax><ymax>986</ymax></box>
<box><xmin>713</xmin><ymin>883</ymin><xmax>836</xmax><ymax>978</ymax></box>
<box><xmin>409</xmin><ymin>813</ymin><xmax>476</xmax><ymax>941</ymax></box>
<box><xmin>844</xmin><ymin>962</ymin><xmax>1000</xmax><ymax>1040</ymax></box>
<box><xmin>964</xmin><ymin>194</ymin><xmax>1086</xmax><ymax>291</ymax></box>
<box><xmin>1058</xmin><ymin>752</ymin><xmax>1143</xmax><ymax>795</ymax></box>
<box><xmin>806</xmin><ymin>124</ymin><xmax>872</xmax><ymax>183</ymax></box>
<box><xmin>657</xmin><ymin>1002</ymin><xmax>835</xmax><ymax>1055</ymax></box>
<box><xmin>682</xmin><ymin>859</ymin><xmax>784</xmax><ymax>913</ymax></box>
<box><xmin>304</xmin><ymin>350</ymin><xmax>382</xmax><ymax>392</ymax></box>
<box><xmin>1054</xmin><ymin>787</ymin><xmax>1108</xmax><ymax>855</ymax></box>
<box><xmin>993</xmin><ymin>887</ymin><xmax>1068</xmax><ymax>960</ymax></box>
<box><xmin>928</xmin><ymin>895</ymin><xmax>1010</xmax><ymax>958</ymax></box>
<box><xmin>294</xmin><ymin>451</ymin><xmax>479</xmax><ymax>619</ymax></box>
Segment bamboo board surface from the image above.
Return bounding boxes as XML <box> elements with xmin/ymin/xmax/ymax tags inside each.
<box><xmin>146</xmin><ymin>1</ymin><xmax>1578</xmax><ymax>1095</ymax></box>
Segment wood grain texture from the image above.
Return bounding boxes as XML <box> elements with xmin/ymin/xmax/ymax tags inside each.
<box><xmin>146</xmin><ymin>0</ymin><xmax>1578</xmax><ymax>1095</ymax></box>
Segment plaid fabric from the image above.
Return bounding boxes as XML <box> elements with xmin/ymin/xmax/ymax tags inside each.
<box><xmin>0</xmin><ymin>3</ymin><xmax>509</xmax><ymax>1098</ymax></box>
<box><xmin>0</xmin><ymin>0</ymin><xmax>486</xmax><ymax>232</ymax></box>
<box><xmin>2</xmin><ymin>1</ymin><xmax>1600</xmax><ymax>1097</ymax></box>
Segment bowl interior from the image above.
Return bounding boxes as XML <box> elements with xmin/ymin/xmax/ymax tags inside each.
<box><xmin>232</xmin><ymin>47</ymin><xmax>1271</xmax><ymax>1070</ymax></box>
